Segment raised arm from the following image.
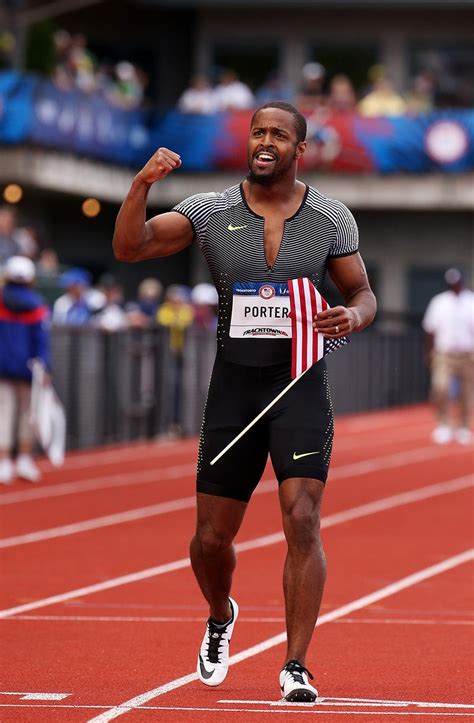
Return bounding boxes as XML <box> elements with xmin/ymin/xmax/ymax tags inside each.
<box><xmin>314</xmin><ymin>252</ymin><xmax>377</xmax><ymax>338</ymax></box>
<box><xmin>113</xmin><ymin>147</ymin><xmax>195</xmax><ymax>263</ymax></box>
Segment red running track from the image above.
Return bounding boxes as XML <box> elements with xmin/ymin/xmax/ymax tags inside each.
<box><xmin>0</xmin><ymin>404</ymin><xmax>473</xmax><ymax>722</ymax></box>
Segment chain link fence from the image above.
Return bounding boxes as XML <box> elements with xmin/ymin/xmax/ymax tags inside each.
<box><xmin>51</xmin><ymin>326</ymin><xmax>429</xmax><ymax>450</ymax></box>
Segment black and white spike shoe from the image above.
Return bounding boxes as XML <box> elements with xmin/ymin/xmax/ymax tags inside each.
<box><xmin>279</xmin><ymin>659</ymin><xmax>318</xmax><ymax>702</ymax></box>
<box><xmin>197</xmin><ymin>597</ymin><xmax>239</xmax><ymax>686</ymax></box>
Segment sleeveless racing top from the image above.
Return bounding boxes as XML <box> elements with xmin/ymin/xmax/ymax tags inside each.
<box><xmin>173</xmin><ymin>183</ymin><xmax>358</xmax><ymax>366</ymax></box>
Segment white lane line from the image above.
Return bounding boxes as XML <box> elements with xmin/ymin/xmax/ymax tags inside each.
<box><xmin>0</xmin><ymin>704</ymin><xmax>473</xmax><ymax>717</ymax></box>
<box><xmin>0</xmin><ymin>463</ymin><xmax>196</xmax><ymax>506</ymax></box>
<box><xmin>0</xmin><ymin>475</ymin><xmax>471</xmax><ymax>619</ymax></box>
<box><xmin>328</xmin><ymin>445</ymin><xmax>472</xmax><ymax>481</ymax></box>
<box><xmin>0</xmin><ymin>704</ymin><xmax>472</xmax><ymax>716</ymax></box>
<box><xmin>331</xmin><ymin>420</ymin><xmax>432</xmax><ymax>452</ymax></box>
<box><xmin>0</xmin><ymin>479</ymin><xmax>272</xmax><ymax>548</ymax></box>
<box><xmin>0</xmin><ymin>496</ymin><xmax>198</xmax><ymax>549</ymax></box>
<box><xmin>86</xmin><ymin>550</ymin><xmax>474</xmax><ymax>722</ymax></box>
<box><xmin>220</xmin><ymin>697</ymin><xmax>474</xmax><ymax>709</ymax></box>
<box><xmin>0</xmin><ymin>692</ymin><xmax>71</xmax><ymax>700</ymax></box>
<box><xmin>8</xmin><ymin>615</ymin><xmax>474</xmax><ymax>626</ymax></box>
<box><xmin>340</xmin><ymin>410</ymin><xmax>428</xmax><ymax>432</ymax></box>
<box><xmin>1</xmin><ymin>449</ymin><xmax>471</xmax><ymax>549</ymax></box>
<box><xmin>37</xmin><ymin>441</ymin><xmax>197</xmax><ymax>471</ymax></box>
<box><xmin>0</xmin><ymin>423</ymin><xmax>462</xmax><ymax>507</ymax></box>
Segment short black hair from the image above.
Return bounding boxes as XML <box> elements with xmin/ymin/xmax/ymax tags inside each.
<box><xmin>251</xmin><ymin>102</ymin><xmax>307</xmax><ymax>143</ymax></box>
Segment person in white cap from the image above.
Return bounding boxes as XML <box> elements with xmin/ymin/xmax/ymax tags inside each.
<box><xmin>422</xmin><ymin>268</ymin><xmax>474</xmax><ymax>445</ymax></box>
<box><xmin>0</xmin><ymin>256</ymin><xmax>51</xmax><ymax>483</ymax></box>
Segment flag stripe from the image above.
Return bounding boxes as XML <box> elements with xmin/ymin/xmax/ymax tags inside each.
<box><xmin>298</xmin><ymin>278</ymin><xmax>307</xmax><ymax>378</ymax></box>
<box><xmin>303</xmin><ymin>278</ymin><xmax>312</xmax><ymax>370</ymax></box>
<box><xmin>289</xmin><ymin>277</ymin><xmax>346</xmax><ymax>380</ymax></box>
<box><xmin>289</xmin><ymin>279</ymin><xmax>297</xmax><ymax>379</ymax></box>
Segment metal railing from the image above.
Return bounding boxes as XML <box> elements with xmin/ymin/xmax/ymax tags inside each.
<box><xmin>51</xmin><ymin>326</ymin><xmax>429</xmax><ymax>449</ymax></box>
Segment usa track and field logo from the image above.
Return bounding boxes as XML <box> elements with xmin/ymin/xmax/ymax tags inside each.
<box><xmin>259</xmin><ymin>285</ymin><xmax>275</xmax><ymax>300</ymax></box>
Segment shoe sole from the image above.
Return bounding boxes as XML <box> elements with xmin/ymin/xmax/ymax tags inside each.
<box><xmin>283</xmin><ymin>688</ymin><xmax>317</xmax><ymax>703</ymax></box>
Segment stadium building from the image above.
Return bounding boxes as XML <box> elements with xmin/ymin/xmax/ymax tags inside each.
<box><xmin>1</xmin><ymin>0</ymin><xmax>473</xmax><ymax>317</ymax></box>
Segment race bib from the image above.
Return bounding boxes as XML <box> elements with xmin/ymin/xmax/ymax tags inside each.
<box><xmin>229</xmin><ymin>282</ymin><xmax>292</xmax><ymax>339</ymax></box>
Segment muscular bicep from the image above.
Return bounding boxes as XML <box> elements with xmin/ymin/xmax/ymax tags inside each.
<box><xmin>136</xmin><ymin>211</ymin><xmax>194</xmax><ymax>261</ymax></box>
<box><xmin>327</xmin><ymin>252</ymin><xmax>372</xmax><ymax>303</ymax></box>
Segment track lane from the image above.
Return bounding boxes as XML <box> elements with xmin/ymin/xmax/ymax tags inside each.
<box><xmin>0</xmin><ymin>476</ymin><xmax>472</xmax><ymax>721</ymax></box>
<box><xmin>0</xmin><ymin>424</ymin><xmax>471</xmax><ymax>541</ymax></box>
<box><xmin>1</xmin><ymin>406</ymin><xmax>472</xmax><ymax>722</ymax></box>
<box><xmin>0</xmin><ymin>440</ymin><xmax>471</xmax><ymax>610</ymax></box>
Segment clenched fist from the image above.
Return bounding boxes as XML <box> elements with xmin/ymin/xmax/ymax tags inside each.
<box><xmin>138</xmin><ymin>147</ymin><xmax>182</xmax><ymax>185</ymax></box>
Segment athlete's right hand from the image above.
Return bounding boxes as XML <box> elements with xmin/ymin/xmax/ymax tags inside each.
<box><xmin>137</xmin><ymin>147</ymin><xmax>182</xmax><ymax>185</ymax></box>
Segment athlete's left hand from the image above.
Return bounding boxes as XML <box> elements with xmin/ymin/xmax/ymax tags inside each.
<box><xmin>313</xmin><ymin>305</ymin><xmax>359</xmax><ymax>338</ymax></box>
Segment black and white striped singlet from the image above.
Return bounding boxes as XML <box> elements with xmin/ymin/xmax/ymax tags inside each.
<box><xmin>174</xmin><ymin>182</ymin><xmax>358</xmax><ymax>366</ymax></box>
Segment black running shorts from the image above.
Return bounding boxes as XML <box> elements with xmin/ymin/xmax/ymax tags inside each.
<box><xmin>197</xmin><ymin>355</ymin><xmax>334</xmax><ymax>502</ymax></box>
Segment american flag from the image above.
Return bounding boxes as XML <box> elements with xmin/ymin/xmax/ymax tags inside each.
<box><xmin>288</xmin><ymin>277</ymin><xmax>348</xmax><ymax>379</ymax></box>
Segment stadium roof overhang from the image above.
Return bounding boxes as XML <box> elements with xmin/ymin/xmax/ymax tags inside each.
<box><xmin>1</xmin><ymin>148</ymin><xmax>473</xmax><ymax>211</ymax></box>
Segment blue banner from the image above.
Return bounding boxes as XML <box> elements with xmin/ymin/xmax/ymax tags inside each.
<box><xmin>0</xmin><ymin>71</ymin><xmax>35</xmax><ymax>142</ymax></box>
<box><xmin>1</xmin><ymin>72</ymin><xmax>473</xmax><ymax>173</ymax></box>
<box><xmin>355</xmin><ymin>112</ymin><xmax>474</xmax><ymax>173</ymax></box>
<box><xmin>30</xmin><ymin>78</ymin><xmax>151</xmax><ymax>165</ymax></box>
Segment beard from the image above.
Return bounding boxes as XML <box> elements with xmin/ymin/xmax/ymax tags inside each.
<box><xmin>246</xmin><ymin>151</ymin><xmax>296</xmax><ymax>186</ymax></box>
<box><xmin>247</xmin><ymin>169</ymin><xmax>279</xmax><ymax>186</ymax></box>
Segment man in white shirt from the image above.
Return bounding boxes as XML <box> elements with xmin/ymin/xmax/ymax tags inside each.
<box><xmin>212</xmin><ymin>69</ymin><xmax>255</xmax><ymax>111</ymax></box>
<box><xmin>422</xmin><ymin>268</ymin><xmax>474</xmax><ymax>444</ymax></box>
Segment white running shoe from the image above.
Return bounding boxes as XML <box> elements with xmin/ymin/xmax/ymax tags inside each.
<box><xmin>280</xmin><ymin>659</ymin><xmax>318</xmax><ymax>703</ymax></box>
<box><xmin>455</xmin><ymin>427</ymin><xmax>472</xmax><ymax>445</ymax></box>
<box><xmin>0</xmin><ymin>458</ymin><xmax>14</xmax><ymax>485</ymax></box>
<box><xmin>431</xmin><ymin>425</ymin><xmax>453</xmax><ymax>445</ymax></box>
<box><xmin>16</xmin><ymin>455</ymin><xmax>41</xmax><ymax>482</ymax></box>
<box><xmin>197</xmin><ymin>597</ymin><xmax>239</xmax><ymax>687</ymax></box>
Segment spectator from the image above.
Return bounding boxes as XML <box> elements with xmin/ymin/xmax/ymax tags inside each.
<box><xmin>213</xmin><ymin>69</ymin><xmax>255</xmax><ymax>111</ymax></box>
<box><xmin>51</xmin><ymin>28</ymin><xmax>146</xmax><ymax>109</ymax></box>
<box><xmin>191</xmin><ymin>282</ymin><xmax>218</xmax><ymax>332</ymax></box>
<box><xmin>125</xmin><ymin>277</ymin><xmax>163</xmax><ymax>328</ymax></box>
<box><xmin>107</xmin><ymin>61</ymin><xmax>146</xmax><ymax>109</ymax></box>
<box><xmin>93</xmin><ymin>274</ymin><xmax>128</xmax><ymax>331</ymax></box>
<box><xmin>327</xmin><ymin>74</ymin><xmax>357</xmax><ymax>114</ymax></box>
<box><xmin>35</xmin><ymin>248</ymin><xmax>65</xmax><ymax>308</ymax></box>
<box><xmin>358</xmin><ymin>72</ymin><xmax>407</xmax><ymax>117</ymax></box>
<box><xmin>14</xmin><ymin>226</ymin><xmax>40</xmax><ymax>260</ymax></box>
<box><xmin>52</xmin><ymin>267</ymin><xmax>93</xmax><ymax>325</ymax></box>
<box><xmin>0</xmin><ymin>206</ymin><xmax>20</xmax><ymax>269</ymax></box>
<box><xmin>422</xmin><ymin>268</ymin><xmax>474</xmax><ymax>445</ymax></box>
<box><xmin>178</xmin><ymin>74</ymin><xmax>217</xmax><ymax>115</ymax></box>
<box><xmin>405</xmin><ymin>71</ymin><xmax>434</xmax><ymax>115</ymax></box>
<box><xmin>68</xmin><ymin>33</ymin><xmax>97</xmax><ymax>94</ymax></box>
<box><xmin>157</xmin><ymin>284</ymin><xmax>194</xmax><ymax>433</ymax></box>
<box><xmin>51</xmin><ymin>29</ymin><xmax>74</xmax><ymax>90</ymax></box>
<box><xmin>36</xmin><ymin>247</ymin><xmax>61</xmax><ymax>277</ymax></box>
<box><xmin>295</xmin><ymin>62</ymin><xmax>327</xmax><ymax>112</ymax></box>
<box><xmin>0</xmin><ymin>256</ymin><xmax>50</xmax><ymax>483</ymax></box>
<box><xmin>255</xmin><ymin>72</ymin><xmax>294</xmax><ymax>105</ymax></box>
<box><xmin>157</xmin><ymin>284</ymin><xmax>194</xmax><ymax>352</ymax></box>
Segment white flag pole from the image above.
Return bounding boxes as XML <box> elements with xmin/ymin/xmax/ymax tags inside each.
<box><xmin>210</xmin><ymin>366</ymin><xmax>310</xmax><ymax>466</ymax></box>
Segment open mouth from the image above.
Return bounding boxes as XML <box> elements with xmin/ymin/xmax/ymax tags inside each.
<box><xmin>254</xmin><ymin>151</ymin><xmax>277</xmax><ymax>168</ymax></box>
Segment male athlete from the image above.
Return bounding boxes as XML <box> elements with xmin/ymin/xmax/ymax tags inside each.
<box><xmin>113</xmin><ymin>102</ymin><xmax>376</xmax><ymax>701</ymax></box>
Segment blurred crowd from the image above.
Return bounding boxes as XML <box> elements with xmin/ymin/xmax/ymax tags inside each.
<box><xmin>0</xmin><ymin>205</ymin><xmax>218</xmax><ymax>336</ymax></box>
<box><xmin>0</xmin><ymin>203</ymin><xmax>219</xmax><ymax>482</ymax></box>
<box><xmin>45</xmin><ymin>27</ymin><xmax>463</xmax><ymax>116</ymax></box>
<box><xmin>51</xmin><ymin>30</ymin><xmax>147</xmax><ymax>109</ymax></box>
<box><xmin>177</xmin><ymin>63</ymin><xmax>437</xmax><ymax>117</ymax></box>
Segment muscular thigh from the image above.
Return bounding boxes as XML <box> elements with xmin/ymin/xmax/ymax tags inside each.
<box><xmin>197</xmin><ymin>356</ymin><xmax>269</xmax><ymax>502</ymax></box>
<box><xmin>267</xmin><ymin>360</ymin><xmax>334</xmax><ymax>484</ymax></box>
